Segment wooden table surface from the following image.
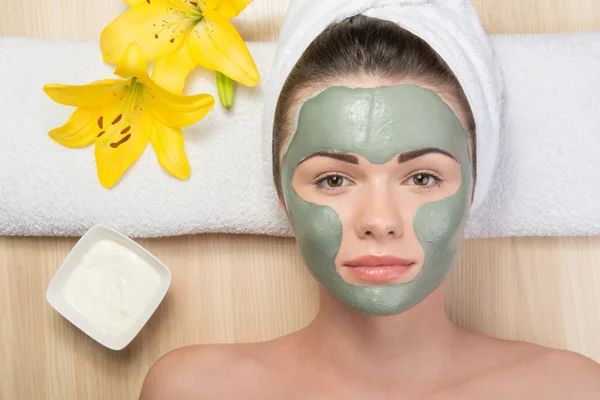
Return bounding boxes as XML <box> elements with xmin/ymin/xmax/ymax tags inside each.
<box><xmin>1</xmin><ymin>1</ymin><xmax>599</xmax><ymax>399</ymax></box>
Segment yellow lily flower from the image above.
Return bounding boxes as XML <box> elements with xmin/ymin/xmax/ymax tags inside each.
<box><xmin>100</xmin><ymin>0</ymin><xmax>259</xmax><ymax>95</ymax></box>
<box><xmin>43</xmin><ymin>42</ymin><xmax>214</xmax><ymax>188</ymax></box>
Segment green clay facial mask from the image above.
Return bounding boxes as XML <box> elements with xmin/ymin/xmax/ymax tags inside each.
<box><xmin>280</xmin><ymin>85</ymin><xmax>473</xmax><ymax>316</ymax></box>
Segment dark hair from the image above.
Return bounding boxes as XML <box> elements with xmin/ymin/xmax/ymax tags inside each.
<box><xmin>272</xmin><ymin>14</ymin><xmax>476</xmax><ymax>199</ymax></box>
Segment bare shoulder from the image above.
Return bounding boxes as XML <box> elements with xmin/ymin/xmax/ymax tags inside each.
<box><xmin>451</xmin><ymin>334</ymin><xmax>600</xmax><ymax>399</ymax></box>
<box><xmin>139</xmin><ymin>343</ymin><xmax>266</xmax><ymax>400</ymax></box>
<box><xmin>528</xmin><ymin>347</ymin><xmax>600</xmax><ymax>395</ymax></box>
<box><xmin>490</xmin><ymin>340</ymin><xmax>600</xmax><ymax>398</ymax></box>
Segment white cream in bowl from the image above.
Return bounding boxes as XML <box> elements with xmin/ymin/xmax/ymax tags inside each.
<box><xmin>63</xmin><ymin>239</ymin><xmax>162</xmax><ymax>338</ymax></box>
<box><xmin>47</xmin><ymin>225</ymin><xmax>171</xmax><ymax>350</ymax></box>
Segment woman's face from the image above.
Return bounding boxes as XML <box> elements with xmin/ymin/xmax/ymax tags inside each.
<box><xmin>279</xmin><ymin>84</ymin><xmax>473</xmax><ymax>316</ymax></box>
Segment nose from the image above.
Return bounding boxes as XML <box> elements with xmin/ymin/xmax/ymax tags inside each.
<box><xmin>354</xmin><ymin>184</ymin><xmax>404</xmax><ymax>240</ymax></box>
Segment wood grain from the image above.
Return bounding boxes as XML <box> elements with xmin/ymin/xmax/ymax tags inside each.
<box><xmin>1</xmin><ymin>0</ymin><xmax>599</xmax><ymax>40</ymax></box>
<box><xmin>1</xmin><ymin>0</ymin><xmax>599</xmax><ymax>399</ymax></box>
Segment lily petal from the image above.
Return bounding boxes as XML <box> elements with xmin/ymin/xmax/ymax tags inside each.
<box><xmin>203</xmin><ymin>0</ymin><xmax>253</xmax><ymax>19</ymax></box>
<box><xmin>115</xmin><ymin>43</ymin><xmax>150</xmax><ymax>79</ymax></box>
<box><xmin>143</xmin><ymin>81</ymin><xmax>214</xmax><ymax>126</ymax></box>
<box><xmin>125</xmin><ymin>0</ymin><xmax>148</xmax><ymax>6</ymax></box>
<box><xmin>187</xmin><ymin>9</ymin><xmax>259</xmax><ymax>86</ymax></box>
<box><xmin>49</xmin><ymin>108</ymin><xmax>102</xmax><ymax>148</ymax></box>
<box><xmin>44</xmin><ymin>80</ymin><xmax>126</xmax><ymax>109</ymax></box>
<box><xmin>125</xmin><ymin>0</ymin><xmax>170</xmax><ymax>6</ymax></box>
<box><xmin>95</xmin><ymin>100</ymin><xmax>151</xmax><ymax>188</ymax></box>
<box><xmin>151</xmin><ymin>43</ymin><xmax>197</xmax><ymax>95</ymax></box>
<box><xmin>100</xmin><ymin>3</ymin><xmax>191</xmax><ymax>64</ymax></box>
<box><xmin>150</xmin><ymin>123</ymin><xmax>190</xmax><ymax>179</ymax></box>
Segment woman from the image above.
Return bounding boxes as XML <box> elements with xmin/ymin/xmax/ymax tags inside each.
<box><xmin>140</xmin><ymin>10</ymin><xmax>600</xmax><ymax>400</ymax></box>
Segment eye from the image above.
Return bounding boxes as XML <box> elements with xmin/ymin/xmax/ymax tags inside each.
<box><xmin>406</xmin><ymin>171</ymin><xmax>443</xmax><ymax>191</ymax></box>
<box><xmin>314</xmin><ymin>173</ymin><xmax>351</xmax><ymax>191</ymax></box>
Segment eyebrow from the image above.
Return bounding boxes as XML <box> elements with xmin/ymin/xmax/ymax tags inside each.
<box><xmin>397</xmin><ymin>148</ymin><xmax>457</xmax><ymax>163</ymax></box>
<box><xmin>297</xmin><ymin>147</ymin><xmax>456</xmax><ymax>166</ymax></box>
<box><xmin>298</xmin><ymin>150</ymin><xmax>359</xmax><ymax>165</ymax></box>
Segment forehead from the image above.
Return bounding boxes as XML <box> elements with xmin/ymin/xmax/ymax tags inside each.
<box><xmin>284</xmin><ymin>85</ymin><xmax>469</xmax><ymax>165</ymax></box>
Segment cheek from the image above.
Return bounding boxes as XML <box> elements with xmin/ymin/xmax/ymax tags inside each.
<box><xmin>411</xmin><ymin>189</ymin><xmax>469</xmax><ymax>273</ymax></box>
<box><xmin>285</xmin><ymin>191</ymin><xmax>344</xmax><ymax>281</ymax></box>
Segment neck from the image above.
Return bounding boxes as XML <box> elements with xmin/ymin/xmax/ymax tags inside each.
<box><xmin>293</xmin><ymin>283</ymin><xmax>468</xmax><ymax>383</ymax></box>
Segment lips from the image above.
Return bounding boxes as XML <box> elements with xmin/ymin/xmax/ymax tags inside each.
<box><xmin>342</xmin><ymin>255</ymin><xmax>416</xmax><ymax>283</ymax></box>
<box><xmin>344</xmin><ymin>255</ymin><xmax>415</xmax><ymax>268</ymax></box>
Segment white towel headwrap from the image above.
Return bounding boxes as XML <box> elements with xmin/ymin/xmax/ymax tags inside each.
<box><xmin>262</xmin><ymin>0</ymin><xmax>503</xmax><ymax>215</ymax></box>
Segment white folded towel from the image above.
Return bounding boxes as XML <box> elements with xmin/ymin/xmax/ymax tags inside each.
<box><xmin>262</xmin><ymin>0</ymin><xmax>503</xmax><ymax>216</ymax></box>
<box><xmin>1</xmin><ymin>33</ymin><xmax>599</xmax><ymax>238</ymax></box>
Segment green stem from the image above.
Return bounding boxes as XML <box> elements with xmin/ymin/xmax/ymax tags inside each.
<box><xmin>216</xmin><ymin>71</ymin><xmax>235</xmax><ymax>110</ymax></box>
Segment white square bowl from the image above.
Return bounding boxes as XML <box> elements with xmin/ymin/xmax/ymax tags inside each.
<box><xmin>46</xmin><ymin>224</ymin><xmax>171</xmax><ymax>350</ymax></box>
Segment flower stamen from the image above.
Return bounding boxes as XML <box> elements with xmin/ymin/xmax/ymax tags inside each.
<box><xmin>186</xmin><ymin>4</ymin><xmax>203</xmax><ymax>20</ymax></box>
<box><xmin>110</xmin><ymin>134</ymin><xmax>132</xmax><ymax>148</ymax></box>
<box><xmin>153</xmin><ymin>19</ymin><xmax>189</xmax><ymax>43</ymax></box>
